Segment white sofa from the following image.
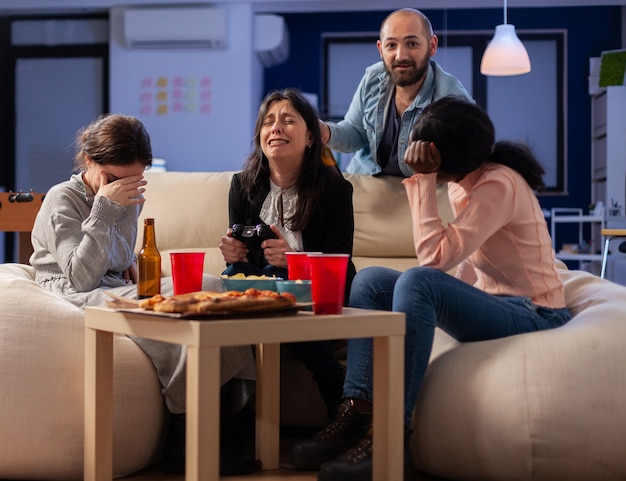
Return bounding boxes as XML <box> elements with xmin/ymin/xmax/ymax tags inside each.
<box><xmin>1</xmin><ymin>170</ymin><xmax>625</xmax><ymax>481</ymax></box>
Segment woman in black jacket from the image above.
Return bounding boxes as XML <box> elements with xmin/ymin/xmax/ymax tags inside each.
<box><xmin>219</xmin><ymin>88</ymin><xmax>356</xmax><ymax>419</ymax></box>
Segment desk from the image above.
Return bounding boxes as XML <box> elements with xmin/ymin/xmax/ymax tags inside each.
<box><xmin>550</xmin><ymin>208</ymin><xmax>605</xmax><ymax>266</ymax></box>
<box><xmin>600</xmin><ymin>229</ymin><xmax>626</xmax><ymax>279</ymax></box>
<box><xmin>84</xmin><ymin>306</ymin><xmax>405</xmax><ymax>481</ymax></box>
<box><xmin>0</xmin><ymin>191</ymin><xmax>45</xmax><ymax>263</ymax></box>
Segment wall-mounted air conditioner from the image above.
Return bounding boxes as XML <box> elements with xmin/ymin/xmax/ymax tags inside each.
<box><xmin>255</xmin><ymin>14</ymin><xmax>289</xmax><ymax>67</ymax></box>
<box><xmin>123</xmin><ymin>7</ymin><xmax>227</xmax><ymax>49</ymax></box>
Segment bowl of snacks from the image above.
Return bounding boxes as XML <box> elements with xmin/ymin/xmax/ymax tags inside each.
<box><xmin>275</xmin><ymin>279</ymin><xmax>312</xmax><ymax>305</ymax></box>
<box><xmin>221</xmin><ymin>273</ymin><xmax>282</xmax><ymax>292</ymax></box>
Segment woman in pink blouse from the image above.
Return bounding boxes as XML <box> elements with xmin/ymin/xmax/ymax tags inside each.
<box><xmin>291</xmin><ymin>96</ymin><xmax>572</xmax><ymax>481</ymax></box>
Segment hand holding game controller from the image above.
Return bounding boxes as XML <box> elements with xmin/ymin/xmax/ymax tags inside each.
<box><xmin>231</xmin><ymin>223</ymin><xmax>278</xmax><ymax>253</ymax></box>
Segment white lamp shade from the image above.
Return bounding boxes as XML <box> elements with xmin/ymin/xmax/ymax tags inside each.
<box><xmin>480</xmin><ymin>24</ymin><xmax>531</xmax><ymax>76</ymax></box>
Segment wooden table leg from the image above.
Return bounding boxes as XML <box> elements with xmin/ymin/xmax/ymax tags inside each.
<box><xmin>255</xmin><ymin>343</ymin><xmax>281</xmax><ymax>469</ymax></box>
<box><xmin>84</xmin><ymin>328</ymin><xmax>114</xmax><ymax>481</ymax></box>
<box><xmin>186</xmin><ymin>346</ymin><xmax>221</xmax><ymax>481</ymax></box>
<box><xmin>372</xmin><ymin>334</ymin><xmax>405</xmax><ymax>481</ymax></box>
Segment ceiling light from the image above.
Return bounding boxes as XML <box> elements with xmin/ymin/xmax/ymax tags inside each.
<box><xmin>480</xmin><ymin>0</ymin><xmax>531</xmax><ymax>76</ymax></box>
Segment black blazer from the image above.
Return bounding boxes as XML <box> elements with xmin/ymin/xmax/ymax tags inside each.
<box><xmin>227</xmin><ymin>167</ymin><xmax>357</xmax><ymax>299</ymax></box>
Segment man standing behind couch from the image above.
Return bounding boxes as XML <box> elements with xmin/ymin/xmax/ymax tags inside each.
<box><xmin>321</xmin><ymin>8</ymin><xmax>473</xmax><ymax>177</ymax></box>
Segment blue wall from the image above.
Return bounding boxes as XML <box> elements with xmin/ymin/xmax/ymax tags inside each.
<box><xmin>263</xmin><ymin>6</ymin><xmax>622</xmax><ymax>214</ymax></box>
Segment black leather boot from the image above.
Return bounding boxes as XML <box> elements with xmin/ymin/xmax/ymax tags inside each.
<box><xmin>161</xmin><ymin>378</ymin><xmax>258</xmax><ymax>477</ymax></box>
<box><xmin>161</xmin><ymin>413</ymin><xmax>185</xmax><ymax>474</ymax></box>
<box><xmin>160</xmin><ymin>409</ymin><xmax>257</xmax><ymax>476</ymax></box>
<box><xmin>317</xmin><ymin>424</ymin><xmax>415</xmax><ymax>481</ymax></box>
<box><xmin>290</xmin><ymin>398</ymin><xmax>370</xmax><ymax>471</ymax></box>
<box><xmin>219</xmin><ymin>401</ymin><xmax>257</xmax><ymax>476</ymax></box>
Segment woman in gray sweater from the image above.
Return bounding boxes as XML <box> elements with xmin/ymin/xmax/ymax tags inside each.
<box><xmin>30</xmin><ymin>113</ymin><xmax>256</xmax><ymax>476</ymax></box>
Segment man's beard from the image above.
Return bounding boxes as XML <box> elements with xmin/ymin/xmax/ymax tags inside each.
<box><xmin>385</xmin><ymin>53</ymin><xmax>430</xmax><ymax>87</ymax></box>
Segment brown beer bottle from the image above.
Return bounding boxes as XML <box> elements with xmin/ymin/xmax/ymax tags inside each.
<box><xmin>137</xmin><ymin>218</ymin><xmax>161</xmax><ymax>299</ymax></box>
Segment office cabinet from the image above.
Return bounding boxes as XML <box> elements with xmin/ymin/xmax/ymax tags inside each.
<box><xmin>591</xmin><ymin>86</ymin><xmax>626</xmax><ymax>215</ymax></box>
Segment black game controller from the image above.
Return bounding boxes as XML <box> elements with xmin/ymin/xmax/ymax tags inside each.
<box><xmin>231</xmin><ymin>223</ymin><xmax>278</xmax><ymax>253</ymax></box>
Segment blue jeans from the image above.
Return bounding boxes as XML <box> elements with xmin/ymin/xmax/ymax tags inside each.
<box><xmin>346</xmin><ymin>266</ymin><xmax>572</xmax><ymax>425</ymax></box>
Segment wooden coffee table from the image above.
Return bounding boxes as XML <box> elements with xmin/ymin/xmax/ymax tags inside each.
<box><xmin>84</xmin><ymin>306</ymin><xmax>405</xmax><ymax>481</ymax></box>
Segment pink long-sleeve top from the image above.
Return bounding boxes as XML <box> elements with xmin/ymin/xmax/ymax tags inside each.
<box><xmin>402</xmin><ymin>163</ymin><xmax>566</xmax><ymax>309</ymax></box>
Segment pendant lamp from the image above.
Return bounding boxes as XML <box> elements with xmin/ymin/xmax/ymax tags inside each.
<box><xmin>480</xmin><ymin>0</ymin><xmax>531</xmax><ymax>76</ymax></box>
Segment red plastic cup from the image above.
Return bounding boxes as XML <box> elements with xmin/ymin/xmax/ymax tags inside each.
<box><xmin>308</xmin><ymin>253</ymin><xmax>350</xmax><ymax>315</ymax></box>
<box><xmin>170</xmin><ymin>252</ymin><xmax>205</xmax><ymax>295</ymax></box>
<box><xmin>285</xmin><ymin>251</ymin><xmax>322</xmax><ymax>281</ymax></box>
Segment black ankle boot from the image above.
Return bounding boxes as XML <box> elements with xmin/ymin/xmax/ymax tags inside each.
<box><xmin>161</xmin><ymin>413</ymin><xmax>185</xmax><ymax>474</ymax></box>
<box><xmin>317</xmin><ymin>424</ymin><xmax>415</xmax><ymax>481</ymax></box>
<box><xmin>220</xmin><ymin>378</ymin><xmax>258</xmax><ymax>476</ymax></box>
<box><xmin>160</xmin><ymin>403</ymin><xmax>258</xmax><ymax>476</ymax></box>
<box><xmin>219</xmin><ymin>402</ymin><xmax>257</xmax><ymax>476</ymax></box>
<box><xmin>290</xmin><ymin>398</ymin><xmax>370</xmax><ymax>471</ymax></box>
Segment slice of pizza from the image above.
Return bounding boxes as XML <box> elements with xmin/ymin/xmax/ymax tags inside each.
<box><xmin>138</xmin><ymin>294</ymin><xmax>167</xmax><ymax>310</ymax></box>
<box><xmin>193</xmin><ymin>288</ymin><xmax>296</xmax><ymax>313</ymax></box>
<box><xmin>140</xmin><ymin>291</ymin><xmax>213</xmax><ymax>312</ymax></box>
<box><xmin>143</xmin><ymin>288</ymin><xmax>297</xmax><ymax>315</ymax></box>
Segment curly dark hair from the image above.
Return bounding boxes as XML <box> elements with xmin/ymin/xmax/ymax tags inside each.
<box><xmin>411</xmin><ymin>96</ymin><xmax>545</xmax><ymax>191</ymax></box>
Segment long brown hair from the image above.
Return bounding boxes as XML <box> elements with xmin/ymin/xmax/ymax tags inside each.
<box><xmin>239</xmin><ymin>88</ymin><xmax>339</xmax><ymax>231</ymax></box>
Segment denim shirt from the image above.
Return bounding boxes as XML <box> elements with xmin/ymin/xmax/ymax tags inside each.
<box><xmin>327</xmin><ymin>60</ymin><xmax>473</xmax><ymax>177</ymax></box>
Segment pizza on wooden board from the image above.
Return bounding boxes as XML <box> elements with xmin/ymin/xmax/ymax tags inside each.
<box><xmin>138</xmin><ymin>288</ymin><xmax>297</xmax><ymax>314</ymax></box>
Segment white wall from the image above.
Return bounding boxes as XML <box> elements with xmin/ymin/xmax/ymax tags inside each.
<box><xmin>109</xmin><ymin>4</ymin><xmax>264</xmax><ymax>172</ymax></box>
<box><xmin>0</xmin><ymin>0</ymin><xmax>624</xmax><ymax>15</ymax></box>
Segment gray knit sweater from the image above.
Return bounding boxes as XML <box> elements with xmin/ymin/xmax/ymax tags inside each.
<box><xmin>30</xmin><ymin>173</ymin><xmax>142</xmax><ymax>307</ymax></box>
